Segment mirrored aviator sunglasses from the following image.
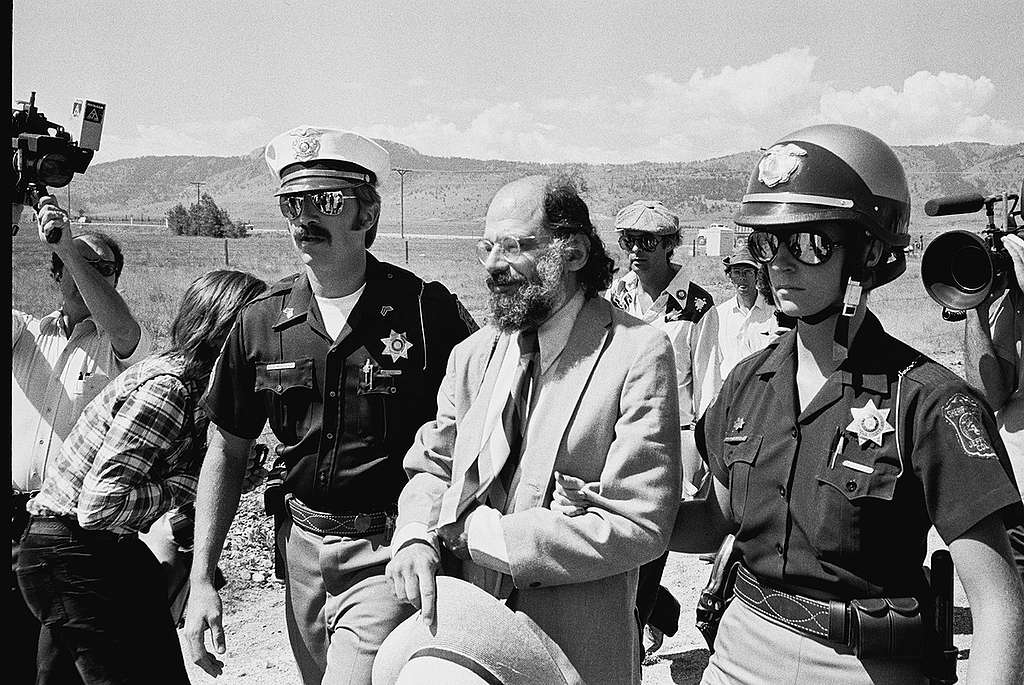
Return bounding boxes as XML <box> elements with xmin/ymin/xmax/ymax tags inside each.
<box><xmin>279</xmin><ymin>191</ymin><xmax>355</xmax><ymax>220</ymax></box>
<box><xmin>747</xmin><ymin>230</ymin><xmax>845</xmax><ymax>266</ymax></box>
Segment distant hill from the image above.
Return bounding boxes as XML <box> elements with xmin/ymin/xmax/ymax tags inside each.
<box><xmin>69</xmin><ymin>140</ymin><xmax>1023</xmax><ymax>231</ymax></box>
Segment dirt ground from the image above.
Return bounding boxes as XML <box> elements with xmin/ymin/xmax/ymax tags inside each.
<box><xmin>180</xmin><ymin>520</ymin><xmax>972</xmax><ymax>685</ymax></box>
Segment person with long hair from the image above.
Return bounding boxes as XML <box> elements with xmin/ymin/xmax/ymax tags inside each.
<box><xmin>17</xmin><ymin>269</ymin><xmax>266</xmax><ymax>685</ymax></box>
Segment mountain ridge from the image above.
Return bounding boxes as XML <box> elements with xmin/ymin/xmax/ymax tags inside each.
<box><xmin>70</xmin><ymin>139</ymin><xmax>1023</xmax><ymax>227</ymax></box>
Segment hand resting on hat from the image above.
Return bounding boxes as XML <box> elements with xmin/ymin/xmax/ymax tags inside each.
<box><xmin>385</xmin><ymin>538</ymin><xmax>441</xmax><ymax>632</ymax></box>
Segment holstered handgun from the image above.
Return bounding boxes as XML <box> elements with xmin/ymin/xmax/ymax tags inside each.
<box><xmin>695</xmin><ymin>533</ymin><xmax>740</xmax><ymax>653</ymax></box>
<box><xmin>924</xmin><ymin>549</ymin><xmax>958</xmax><ymax>684</ymax></box>
<box><xmin>263</xmin><ymin>452</ymin><xmax>288</xmax><ymax>580</ymax></box>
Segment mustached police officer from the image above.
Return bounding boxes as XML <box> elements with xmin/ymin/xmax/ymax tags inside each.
<box><xmin>184</xmin><ymin>127</ymin><xmax>476</xmax><ymax>685</ymax></box>
<box><xmin>556</xmin><ymin>124</ymin><xmax>1024</xmax><ymax>683</ymax></box>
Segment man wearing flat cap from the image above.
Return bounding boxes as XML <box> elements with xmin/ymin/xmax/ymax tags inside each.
<box><xmin>607</xmin><ymin>201</ymin><xmax>721</xmax><ymax>437</ymax></box>
<box><xmin>716</xmin><ymin>244</ymin><xmax>779</xmax><ymax>379</ymax></box>
<box><xmin>185</xmin><ymin>126</ymin><xmax>476</xmax><ymax>685</ymax></box>
<box><xmin>605</xmin><ymin>199</ymin><xmax>721</xmax><ymax>655</ymax></box>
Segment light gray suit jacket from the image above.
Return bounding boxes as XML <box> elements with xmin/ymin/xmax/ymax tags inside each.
<box><xmin>397</xmin><ymin>295</ymin><xmax>683</xmax><ymax>685</ymax></box>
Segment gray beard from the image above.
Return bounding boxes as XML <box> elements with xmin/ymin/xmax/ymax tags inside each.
<box><xmin>488</xmin><ymin>248</ymin><xmax>566</xmax><ymax>332</ymax></box>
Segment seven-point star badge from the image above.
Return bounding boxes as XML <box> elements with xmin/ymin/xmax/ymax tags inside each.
<box><xmin>846</xmin><ymin>400</ymin><xmax>894</xmax><ymax>447</ymax></box>
<box><xmin>381</xmin><ymin>330</ymin><xmax>413</xmax><ymax>362</ymax></box>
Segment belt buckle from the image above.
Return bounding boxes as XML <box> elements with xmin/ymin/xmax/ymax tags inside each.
<box><xmin>352</xmin><ymin>514</ymin><xmax>372</xmax><ymax>534</ymax></box>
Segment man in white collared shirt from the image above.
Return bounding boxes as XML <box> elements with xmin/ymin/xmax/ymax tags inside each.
<box><xmin>716</xmin><ymin>246</ymin><xmax>779</xmax><ymax>380</ymax></box>
<box><xmin>383</xmin><ymin>176</ymin><xmax>681</xmax><ymax>685</ymax></box>
<box><xmin>12</xmin><ymin>200</ymin><xmax>150</xmax><ymax>684</ymax></box>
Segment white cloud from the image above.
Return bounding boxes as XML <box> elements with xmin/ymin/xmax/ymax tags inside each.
<box><xmin>96</xmin><ymin>54</ymin><xmax>1023</xmax><ymax>165</ymax></box>
<box><xmin>363</xmin><ymin>103</ymin><xmax>605</xmax><ymax>163</ymax></box>
<box><xmin>818</xmin><ymin>71</ymin><xmax>1024</xmax><ymax>144</ymax></box>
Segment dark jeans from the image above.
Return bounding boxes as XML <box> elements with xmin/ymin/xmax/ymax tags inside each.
<box><xmin>16</xmin><ymin>516</ymin><xmax>189</xmax><ymax>685</ymax></box>
<box><xmin>636</xmin><ymin>551</ymin><xmax>680</xmax><ymax>636</ymax></box>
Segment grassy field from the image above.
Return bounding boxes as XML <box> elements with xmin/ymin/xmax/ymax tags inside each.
<box><xmin>12</xmin><ymin>221</ymin><xmax>965</xmax><ymax>374</ymax></box>
<box><xmin>14</xmin><ymin>222</ymin><xmax>976</xmax><ymax>684</ymax></box>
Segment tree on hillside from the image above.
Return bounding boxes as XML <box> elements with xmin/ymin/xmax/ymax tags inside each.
<box><xmin>167</xmin><ymin>203</ymin><xmax>189</xmax><ymax>235</ymax></box>
<box><xmin>167</xmin><ymin>193</ymin><xmax>248</xmax><ymax>238</ymax></box>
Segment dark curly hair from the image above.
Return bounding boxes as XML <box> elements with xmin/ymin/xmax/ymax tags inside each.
<box><xmin>541</xmin><ymin>176</ymin><xmax>614</xmax><ymax>298</ymax></box>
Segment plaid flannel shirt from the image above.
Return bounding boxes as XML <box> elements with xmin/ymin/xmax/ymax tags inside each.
<box><xmin>29</xmin><ymin>355</ymin><xmax>207</xmax><ymax>535</ymax></box>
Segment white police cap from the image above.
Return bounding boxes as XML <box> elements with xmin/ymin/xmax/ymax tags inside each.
<box><xmin>614</xmin><ymin>200</ymin><xmax>679</xmax><ymax>235</ymax></box>
<box><xmin>265</xmin><ymin>126</ymin><xmax>390</xmax><ymax>196</ymax></box>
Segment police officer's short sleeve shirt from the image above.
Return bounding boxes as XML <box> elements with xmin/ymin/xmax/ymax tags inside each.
<box><xmin>699</xmin><ymin>311</ymin><xmax>1023</xmax><ymax>600</ymax></box>
<box><xmin>202</xmin><ymin>255</ymin><xmax>476</xmax><ymax>513</ymax></box>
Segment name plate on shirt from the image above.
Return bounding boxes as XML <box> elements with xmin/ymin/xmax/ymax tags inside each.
<box><xmin>841</xmin><ymin>459</ymin><xmax>874</xmax><ymax>474</ymax></box>
<box><xmin>265</xmin><ymin>362</ymin><xmax>296</xmax><ymax>371</ymax></box>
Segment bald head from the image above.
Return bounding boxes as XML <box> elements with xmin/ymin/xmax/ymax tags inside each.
<box><xmin>480</xmin><ymin>174</ymin><xmax>614</xmax><ymax>301</ymax></box>
<box><xmin>485</xmin><ymin>175</ymin><xmax>549</xmax><ymax>236</ymax></box>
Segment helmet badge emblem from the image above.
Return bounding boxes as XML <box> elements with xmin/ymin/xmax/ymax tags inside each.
<box><xmin>289</xmin><ymin>127</ymin><xmax>323</xmax><ymax>160</ymax></box>
<box><xmin>757</xmin><ymin>143</ymin><xmax>807</xmax><ymax>188</ymax></box>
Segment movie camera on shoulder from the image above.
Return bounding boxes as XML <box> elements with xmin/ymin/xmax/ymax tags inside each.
<box><xmin>921</xmin><ymin>180</ymin><xmax>1023</xmax><ymax>321</ymax></box>
<box><xmin>11</xmin><ymin>91</ymin><xmax>105</xmax><ymax>238</ymax></box>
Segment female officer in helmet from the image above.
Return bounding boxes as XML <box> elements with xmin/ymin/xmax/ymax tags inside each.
<box><xmin>553</xmin><ymin>124</ymin><xmax>1024</xmax><ymax>683</ymax></box>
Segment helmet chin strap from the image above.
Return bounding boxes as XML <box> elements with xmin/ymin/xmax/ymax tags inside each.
<box><xmin>792</xmin><ymin>266</ymin><xmax>868</xmax><ymax>362</ymax></box>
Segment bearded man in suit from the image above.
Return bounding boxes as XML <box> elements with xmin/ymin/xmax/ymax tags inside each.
<box><xmin>382</xmin><ymin>175</ymin><xmax>682</xmax><ymax>685</ymax></box>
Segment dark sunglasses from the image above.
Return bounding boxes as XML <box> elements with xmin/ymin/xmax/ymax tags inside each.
<box><xmin>53</xmin><ymin>259</ymin><xmax>117</xmax><ymax>282</ymax></box>
<box><xmin>279</xmin><ymin>191</ymin><xmax>357</xmax><ymax>220</ymax></box>
<box><xmin>618</xmin><ymin>234</ymin><xmax>664</xmax><ymax>252</ymax></box>
<box><xmin>747</xmin><ymin>230</ymin><xmax>847</xmax><ymax>266</ymax></box>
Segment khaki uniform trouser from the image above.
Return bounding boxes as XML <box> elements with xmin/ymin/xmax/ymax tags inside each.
<box><xmin>278</xmin><ymin>519</ymin><xmax>414</xmax><ymax>685</ymax></box>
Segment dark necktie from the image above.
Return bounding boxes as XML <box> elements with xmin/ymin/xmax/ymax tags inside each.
<box><xmin>495</xmin><ymin>329</ymin><xmax>538</xmax><ymax>506</ymax></box>
<box><xmin>435</xmin><ymin>329</ymin><xmax>539</xmax><ymax>526</ymax></box>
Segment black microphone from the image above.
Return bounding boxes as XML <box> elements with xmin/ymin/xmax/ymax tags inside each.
<box><xmin>924</xmin><ymin>193</ymin><xmax>986</xmax><ymax>217</ymax></box>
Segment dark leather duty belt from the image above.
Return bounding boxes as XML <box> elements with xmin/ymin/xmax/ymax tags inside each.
<box><xmin>734</xmin><ymin>564</ymin><xmax>851</xmax><ymax>645</ymax></box>
<box><xmin>286</xmin><ymin>496</ymin><xmax>393</xmax><ymax>538</ymax></box>
<box><xmin>27</xmin><ymin>513</ymin><xmax>137</xmax><ymax>543</ymax></box>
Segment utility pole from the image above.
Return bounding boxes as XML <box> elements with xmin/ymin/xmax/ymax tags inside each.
<box><xmin>189</xmin><ymin>181</ymin><xmax>206</xmax><ymax>206</ymax></box>
<box><xmin>394</xmin><ymin>168</ymin><xmax>411</xmax><ymax>240</ymax></box>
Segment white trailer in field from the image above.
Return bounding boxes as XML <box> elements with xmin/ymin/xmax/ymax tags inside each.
<box><xmin>698</xmin><ymin>223</ymin><xmax>735</xmax><ymax>256</ymax></box>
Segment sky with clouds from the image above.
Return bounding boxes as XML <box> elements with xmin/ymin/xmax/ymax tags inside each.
<box><xmin>12</xmin><ymin>1</ymin><xmax>1023</xmax><ymax>165</ymax></box>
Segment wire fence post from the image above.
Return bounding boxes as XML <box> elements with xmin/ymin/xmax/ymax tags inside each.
<box><xmin>404</xmin><ymin>239</ymin><xmax>409</xmax><ymax>265</ymax></box>
<box><xmin>224</xmin><ymin>238</ymin><xmax>229</xmax><ymax>266</ymax></box>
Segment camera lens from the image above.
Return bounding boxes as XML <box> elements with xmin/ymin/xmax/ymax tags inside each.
<box><xmin>37</xmin><ymin>154</ymin><xmax>74</xmax><ymax>187</ymax></box>
<box><xmin>950</xmin><ymin>244</ymin><xmax>992</xmax><ymax>293</ymax></box>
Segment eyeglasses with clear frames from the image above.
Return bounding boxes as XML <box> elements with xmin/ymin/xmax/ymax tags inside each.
<box><xmin>475</xmin><ymin>234</ymin><xmax>542</xmax><ymax>265</ymax></box>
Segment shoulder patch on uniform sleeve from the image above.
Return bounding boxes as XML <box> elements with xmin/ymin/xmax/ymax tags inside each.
<box><xmin>942</xmin><ymin>393</ymin><xmax>998</xmax><ymax>459</ymax></box>
<box><xmin>679</xmin><ymin>282</ymin><xmax>714</xmax><ymax>322</ymax></box>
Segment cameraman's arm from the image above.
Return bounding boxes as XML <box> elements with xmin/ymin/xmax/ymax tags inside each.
<box><xmin>38</xmin><ymin>200</ymin><xmax>142</xmax><ymax>358</ymax></box>
<box><xmin>965</xmin><ymin>234</ymin><xmax>1024</xmax><ymax>410</ymax></box>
